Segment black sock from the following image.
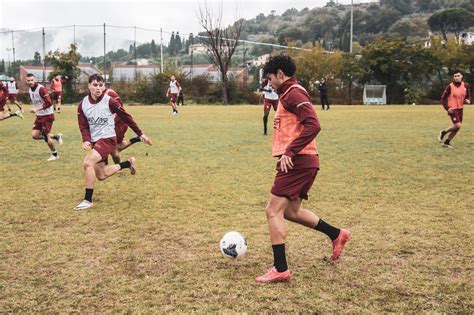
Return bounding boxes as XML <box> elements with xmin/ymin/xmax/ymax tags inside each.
<box><xmin>444</xmin><ymin>139</ymin><xmax>451</xmax><ymax>145</ymax></box>
<box><xmin>10</xmin><ymin>112</ymin><xmax>17</xmax><ymax>117</ymax></box>
<box><xmin>51</xmin><ymin>134</ymin><xmax>58</xmax><ymax>140</ymax></box>
<box><xmin>272</xmin><ymin>244</ymin><xmax>288</xmax><ymax>272</ymax></box>
<box><xmin>52</xmin><ymin>151</ymin><xmax>58</xmax><ymax>157</ymax></box>
<box><xmin>314</xmin><ymin>219</ymin><xmax>340</xmax><ymax>241</ymax></box>
<box><xmin>119</xmin><ymin>161</ymin><xmax>131</xmax><ymax>169</ymax></box>
<box><xmin>129</xmin><ymin>136</ymin><xmax>141</xmax><ymax>144</ymax></box>
<box><xmin>85</xmin><ymin>188</ymin><xmax>93</xmax><ymax>202</ymax></box>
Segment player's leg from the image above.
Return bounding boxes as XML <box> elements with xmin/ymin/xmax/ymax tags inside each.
<box><xmin>256</xmin><ymin>193</ymin><xmax>292</xmax><ymax>283</ymax></box>
<box><xmin>75</xmin><ymin>150</ymin><xmax>103</xmax><ymax>210</ymax></box>
<box><xmin>320</xmin><ymin>96</ymin><xmax>325</xmax><ymax>110</ymax></box>
<box><xmin>0</xmin><ymin>110</ymin><xmax>22</xmax><ymax>121</ymax></box>
<box><xmin>325</xmin><ymin>95</ymin><xmax>330</xmax><ymax>110</ymax></box>
<box><xmin>44</xmin><ymin>132</ymin><xmax>59</xmax><ymax>161</ymax></box>
<box><xmin>443</xmin><ymin>122</ymin><xmax>462</xmax><ymax>148</ymax></box>
<box><xmin>57</xmin><ymin>95</ymin><xmax>61</xmax><ymax>113</ymax></box>
<box><xmin>263</xmin><ymin>105</ymin><xmax>270</xmax><ymax>135</ymax></box>
<box><xmin>95</xmin><ymin>156</ymin><xmax>136</xmax><ymax>180</ymax></box>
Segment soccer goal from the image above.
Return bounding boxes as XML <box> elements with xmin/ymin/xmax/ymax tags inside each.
<box><xmin>363</xmin><ymin>85</ymin><xmax>387</xmax><ymax>105</ymax></box>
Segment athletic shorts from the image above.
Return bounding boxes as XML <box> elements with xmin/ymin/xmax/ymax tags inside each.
<box><xmin>92</xmin><ymin>137</ymin><xmax>117</xmax><ymax>164</ymax></box>
<box><xmin>115</xmin><ymin>121</ymin><xmax>128</xmax><ymax>144</ymax></box>
<box><xmin>51</xmin><ymin>92</ymin><xmax>62</xmax><ymax>101</ymax></box>
<box><xmin>264</xmin><ymin>99</ymin><xmax>278</xmax><ymax>113</ymax></box>
<box><xmin>33</xmin><ymin>116</ymin><xmax>54</xmax><ymax>134</ymax></box>
<box><xmin>449</xmin><ymin>108</ymin><xmax>463</xmax><ymax>124</ymax></box>
<box><xmin>0</xmin><ymin>98</ymin><xmax>6</xmax><ymax>111</ymax></box>
<box><xmin>170</xmin><ymin>93</ymin><xmax>178</xmax><ymax>103</ymax></box>
<box><xmin>8</xmin><ymin>94</ymin><xmax>17</xmax><ymax>102</ymax></box>
<box><xmin>271</xmin><ymin>168</ymin><xmax>319</xmax><ymax>201</ymax></box>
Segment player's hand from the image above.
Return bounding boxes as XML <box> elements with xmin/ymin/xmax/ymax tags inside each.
<box><xmin>140</xmin><ymin>134</ymin><xmax>152</xmax><ymax>145</ymax></box>
<box><xmin>82</xmin><ymin>141</ymin><xmax>92</xmax><ymax>150</ymax></box>
<box><xmin>447</xmin><ymin>108</ymin><xmax>453</xmax><ymax>114</ymax></box>
<box><xmin>278</xmin><ymin>154</ymin><xmax>294</xmax><ymax>173</ymax></box>
<box><xmin>30</xmin><ymin>107</ymin><xmax>38</xmax><ymax>113</ymax></box>
<box><xmin>466</xmin><ymin>99</ymin><xmax>471</xmax><ymax>105</ymax></box>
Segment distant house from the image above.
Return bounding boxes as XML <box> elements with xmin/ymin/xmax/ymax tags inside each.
<box><xmin>460</xmin><ymin>32</ymin><xmax>474</xmax><ymax>45</ymax></box>
<box><xmin>18</xmin><ymin>64</ymin><xmax>102</xmax><ymax>91</ymax></box>
<box><xmin>251</xmin><ymin>53</ymin><xmax>271</xmax><ymax>67</ymax></box>
<box><xmin>181</xmin><ymin>63</ymin><xmax>248</xmax><ymax>88</ymax></box>
<box><xmin>112</xmin><ymin>64</ymin><xmax>160</xmax><ymax>81</ymax></box>
<box><xmin>189</xmin><ymin>44</ymin><xmax>208</xmax><ymax>54</ymax></box>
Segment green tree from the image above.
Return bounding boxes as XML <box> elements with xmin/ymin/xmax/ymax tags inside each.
<box><xmin>175</xmin><ymin>32</ymin><xmax>182</xmax><ymax>53</ymax></box>
<box><xmin>169</xmin><ymin>32</ymin><xmax>176</xmax><ymax>55</ymax></box>
<box><xmin>33</xmin><ymin>51</ymin><xmax>42</xmax><ymax>66</ymax></box>
<box><xmin>358</xmin><ymin>38</ymin><xmax>438</xmax><ymax>103</ymax></box>
<box><xmin>151</xmin><ymin>40</ymin><xmax>157</xmax><ymax>58</ymax></box>
<box><xmin>428</xmin><ymin>8</ymin><xmax>474</xmax><ymax>41</ymax></box>
<box><xmin>46</xmin><ymin>44</ymin><xmax>81</xmax><ymax>99</ymax></box>
<box><xmin>0</xmin><ymin>59</ymin><xmax>5</xmax><ymax>73</ymax></box>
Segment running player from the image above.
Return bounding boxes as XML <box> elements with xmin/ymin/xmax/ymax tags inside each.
<box><xmin>255</xmin><ymin>55</ymin><xmax>351</xmax><ymax>283</ymax></box>
<box><xmin>6</xmin><ymin>77</ymin><xmax>23</xmax><ymax>112</ymax></box>
<box><xmin>102</xmin><ymin>86</ymin><xmax>153</xmax><ymax>164</ymax></box>
<box><xmin>166</xmin><ymin>75</ymin><xmax>181</xmax><ymax>115</ymax></box>
<box><xmin>438</xmin><ymin>70</ymin><xmax>471</xmax><ymax>148</ymax></box>
<box><xmin>26</xmin><ymin>73</ymin><xmax>63</xmax><ymax>161</ymax></box>
<box><xmin>0</xmin><ymin>80</ymin><xmax>23</xmax><ymax>121</ymax></box>
<box><xmin>74</xmin><ymin>74</ymin><xmax>151</xmax><ymax>210</ymax></box>
<box><xmin>50</xmin><ymin>74</ymin><xmax>67</xmax><ymax>113</ymax></box>
<box><xmin>259</xmin><ymin>78</ymin><xmax>279</xmax><ymax>135</ymax></box>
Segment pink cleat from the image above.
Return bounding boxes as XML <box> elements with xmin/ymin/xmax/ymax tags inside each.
<box><xmin>255</xmin><ymin>267</ymin><xmax>291</xmax><ymax>283</ymax></box>
<box><xmin>331</xmin><ymin>229</ymin><xmax>352</xmax><ymax>261</ymax></box>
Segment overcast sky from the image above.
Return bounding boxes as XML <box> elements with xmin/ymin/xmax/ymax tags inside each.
<box><xmin>0</xmin><ymin>0</ymin><xmax>356</xmax><ymax>60</ymax></box>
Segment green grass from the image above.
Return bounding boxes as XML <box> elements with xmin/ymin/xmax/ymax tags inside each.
<box><xmin>0</xmin><ymin>105</ymin><xmax>472</xmax><ymax>313</ymax></box>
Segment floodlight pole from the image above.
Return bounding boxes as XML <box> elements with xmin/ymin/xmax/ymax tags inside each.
<box><xmin>42</xmin><ymin>27</ymin><xmax>46</xmax><ymax>84</ymax></box>
<box><xmin>350</xmin><ymin>0</ymin><xmax>353</xmax><ymax>53</ymax></box>
<box><xmin>103</xmin><ymin>23</ymin><xmax>107</xmax><ymax>81</ymax></box>
<box><xmin>160</xmin><ymin>28</ymin><xmax>164</xmax><ymax>73</ymax></box>
<box><xmin>134</xmin><ymin>26</ymin><xmax>137</xmax><ymax>80</ymax></box>
<box><xmin>73</xmin><ymin>24</ymin><xmax>76</xmax><ymax>46</ymax></box>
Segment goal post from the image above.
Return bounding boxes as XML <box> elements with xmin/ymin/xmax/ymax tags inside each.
<box><xmin>363</xmin><ymin>85</ymin><xmax>387</xmax><ymax>105</ymax></box>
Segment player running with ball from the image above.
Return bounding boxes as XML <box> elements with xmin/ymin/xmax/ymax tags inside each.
<box><xmin>256</xmin><ymin>55</ymin><xmax>351</xmax><ymax>283</ymax></box>
<box><xmin>74</xmin><ymin>74</ymin><xmax>152</xmax><ymax>210</ymax></box>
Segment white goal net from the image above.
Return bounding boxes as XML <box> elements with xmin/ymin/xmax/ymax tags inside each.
<box><xmin>363</xmin><ymin>85</ymin><xmax>387</xmax><ymax>105</ymax></box>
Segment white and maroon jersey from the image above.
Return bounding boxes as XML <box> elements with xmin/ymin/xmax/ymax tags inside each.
<box><xmin>263</xmin><ymin>82</ymin><xmax>278</xmax><ymax>100</ymax></box>
<box><xmin>7</xmin><ymin>81</ymin><xmax>18</xmax><ymax>94</ymax></box>
<box><xmin>169</xmin><ymin>80</ymin><xmax>181</xmax><ymax>94</ymax></box>
<box><xmin>80</xmin><ymin>94</ymin><xmax>116</xmax><ymax>142</ymax></box>
<box><xmin>29</xmin><ymin>84</ymin><xmax>53</xmax><ymax>116</ymax></box>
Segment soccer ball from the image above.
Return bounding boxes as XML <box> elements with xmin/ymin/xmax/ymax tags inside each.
<box><xmin>315</xmin><ymin>80</ymin><xmax>320</xmax><ymax>85</ymax></box>
<box><xmin>219</xmin><ymin>231</ymin><xmax>247</xmax><ymax>259</ymax></box>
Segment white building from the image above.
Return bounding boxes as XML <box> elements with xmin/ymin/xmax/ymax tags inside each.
<box><xmin>189</xmin><ymin>44</ymin><xmax>208</xmax><ymax>54</ymax></box>
<box><xmin>460</xmin><ymin>32</ymin><xmax>474</xmax><ymax>45</ymax></box>
<box><xmin>251</xmin><ymin>53</ymin><xmax>271</xmax><ymax>67</ymax></box>
<box><xmin>112</xmin><ymin>65</ymin><xmax>160</xmax><ymax>81</ymax></box>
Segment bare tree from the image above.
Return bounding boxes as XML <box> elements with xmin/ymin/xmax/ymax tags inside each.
<box><xmin>198</xmin><ymin>2</ymin><xmax>244</xmax><ymax>104</ymax></box>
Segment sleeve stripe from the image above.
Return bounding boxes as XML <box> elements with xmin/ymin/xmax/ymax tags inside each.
<box><xmin>296</xmin><ymin>101</ymin><xmax>312</xmax><ymax>108</ymax></box>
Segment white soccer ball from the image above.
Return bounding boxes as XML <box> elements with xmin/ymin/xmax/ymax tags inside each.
<box><xmin>220</xmin><ymin>231</ymin><xmax>247</xmax><ymax>259</ymax></box>
<box><xmin>315</xmin><ymin>80</ymin><xmax>320</xmax><ymax>85</ymax></box>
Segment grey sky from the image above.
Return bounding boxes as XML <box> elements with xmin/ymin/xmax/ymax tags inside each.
<box><xmin>0</xmin><ymin>0</ymin><xmax>356</xmax><ymax>60</ymax></box>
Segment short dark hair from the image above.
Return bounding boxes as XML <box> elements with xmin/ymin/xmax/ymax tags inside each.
<box><xmin>26</xmin><ymin>73</ymin><xmax>35</xmax><ymax>78</ymax></box>
<box><xmin>88</xmin><ymin>74</ymin><xmax>104</xmax><ymax>83</ymax></box>
<box><xmin>453</xmin><ymin>70</ymin><xmax>463</xmax><ymax>76</ymax></box>
<box><xmin>262</xmin><ymin>54</ymin><xmax>296</xmax><ymax>77</ymax></box>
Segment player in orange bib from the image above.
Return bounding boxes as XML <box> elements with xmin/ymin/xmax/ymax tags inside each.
<box><xmin>50</xmin><ymin>74</ymin><xmax>67</xmax><ymax>114</ymax></box>
<box><xmin>438</xmin><ymin>71</ymin><xmax>471</xmax><ymax>148</ymax></box>
<box><xmin>255</xmin><ymin>55</ymin><xmax>351</xmax><ymax>284</ymax></box>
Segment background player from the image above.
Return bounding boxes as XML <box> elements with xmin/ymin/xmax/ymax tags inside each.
<box><xmin>438</xmin><ymin>71</ymin><xmax>471</xmax><ymax>148</ymax></box>
<box><xmin>26</xmin><ymin>73</ymin><xmax>63</xmax><ymax>161</ymax></box>
<box><xmin>259</xmin><ymin>78</ymin><xmax>279</xmax><ymax>135</ymax></box>
<box><xmin>50</xmin><ymin>74</ymin><xmax>67</xmax><ymax>113</ymax></box>
<box><xmin>75</xmin><ymin>74</ymin><xmax>151</xmax><ymax>210</ymax></box>
<box><xmin>6</xmin><ymin>77</ymin><xmax>23</xmax><ymax>112</ymax></box>
<box><xmin>166</xmin><ymin>75</ymin><xmax>181</xmax><ymax>115</ymax></box>
<box><xmin>256</xmin><ymin>55</ymin><xmax>351</xmax><ymax>284</ymax></box>
<box><xmin>0</xmin><ymin>80</ymin><xmax>23</xmax><ymax>121</ymax></box>
<box><xmin>102</xmin><ymin>86</ymin><xmax>153</xmax><ymax>164</ymax></box>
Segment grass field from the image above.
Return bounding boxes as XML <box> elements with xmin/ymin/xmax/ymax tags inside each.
<box><xmin>0</xmin><ymin>104</ymin><xmax>472</xmax><ymax>313</ymax></box>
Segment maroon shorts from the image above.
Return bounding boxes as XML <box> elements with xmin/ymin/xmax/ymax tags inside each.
<box><xmin>264</xmin><ymin>99</ymin><xmax>278</xmax><ymax>113</ymax></box>
<box><xmin>92</xmin><ymin>137</ymin><xmax>117</xmax><ymax>163</ymax></box>
<box><xmin>8</xmin><ymin>94</ymin><xmax>17</xmax><ymax>102</ymax></box>
<box><xmin>33</xmin><ymin>116</ymin><xmax>54</xmax><ymax>134</ymax></box>
<box><xmin>449</xmin><ymin>108</ymin><xmax>463</xmax><ymax>124</ymax></box>
<box><xmin>115</xmin><ymin>121</ymin><xmax>128</xmax><ymax>144</ymax></box>
<box><xmin>271</xmin><ymin>168</ymin><xmax>319</xmax><ymax>201</ymax></box>
<box><xmin>170</xmin><ymin>93</ymin><xmax>178</xmax><ymax>103</ymax></box>
<box><xmin>51</xmin><ymin>92</ymin><xmax>62</xmax><ymax>101</ymax></box>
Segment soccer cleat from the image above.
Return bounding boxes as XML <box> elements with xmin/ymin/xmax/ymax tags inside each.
<box><xmin>255</xmin><ymin>267</ymin><xmax>291</xmax><ymax>283</ymax></box>
<box><xmin>443</xmin><ymin>143</ymin><xmax>454</xmax><ymax>149</ymax></box>
<box><xmin>15</xmin><ymin>111</ymin><xmax>24</xmax><ymax>119</ymax></box>
<box><xmin>331</xmin><ymin>229</ymin><xmax>352</xmax><ymax>261</ymax></box>
<box><xmin>47</xmin><ymin>155</ymin><xmax>59</xmax><ymax>161</ymax></box>
<box><xmin>74</xmin><ymin>200</ymin><xmax>93</xmax><ymax>210</ymax></box>
<box><xmin>438</xmin><ymin>130</ymin><xmax>447</xmax><ymax>142</ymax></box>
<box><xmin>129</xmin><ymin>157</ymin><xmax>137</xmax><ymax>175</ymax></box>
<box><xmin>56</xmin><ymin>133</ymin><xmax>63</xmax><ymax>145</ymax></box>
<box><xmin>172</xmin><ymin>111</ymin><xmax>177</xmax><ymax>116</ymax></box>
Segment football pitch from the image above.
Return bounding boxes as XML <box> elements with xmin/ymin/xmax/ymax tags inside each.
<box><xmin>0</xmin><ymin>105</ymin><xmax>472</xmax><ymax>312</ymax></box>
